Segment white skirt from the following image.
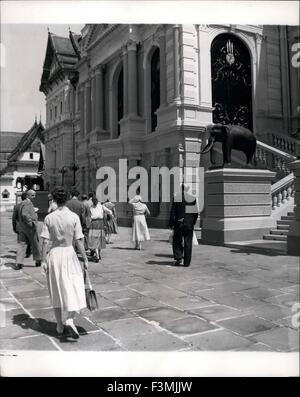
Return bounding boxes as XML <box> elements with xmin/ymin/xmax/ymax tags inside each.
<box><xmin>132</xmin><ymin>215</ymin><xmax>150</xmax><ymax>242</ymax></box>
<box><xmin>47</xmin><ymin>246</ymin><xmax>86</xmax><ymax>312</ymax></box>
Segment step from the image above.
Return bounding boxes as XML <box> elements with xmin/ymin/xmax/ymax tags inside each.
<box><xmin>270</xmin><ymin>229</ymin><xmax>289</xmax><ymax>236</ymax></box>
<box><xmin>277</xmin><ymin>220</ymin><xmax>294</xmax><ymax>226</ymax></box>
<box><xmin>281</xmin><ymin>215</ymin><xmax>295</xmax><ymax>221</ymax></box>
<box><xmin>263</xmin><ymin>234</ymin><xmax>287</xmax><ymax>241</ymax></box>
<box><xmin>277</xmin><ymin>224</ymin><xmax>290</xmax><ymax>230</ymax></box>
<box><xmin>287</xmin><ymin>212</ymin><xmax>295</xmax><ymax>216</ymax></box>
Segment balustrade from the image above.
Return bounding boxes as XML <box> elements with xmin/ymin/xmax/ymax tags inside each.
<box><xmin>269</xmin><ymin>131</ymin><xmax>300</xmax><ymax>157</ymax></box>
<box><xmin>271</xmin><ymin>173</ymin><xmax>295</xmax><ymax>210</ymax></box>
<box><xmin>254</xmin><ymin>140</ymin><xmax>296</xmax><ymax>178</ymax></box>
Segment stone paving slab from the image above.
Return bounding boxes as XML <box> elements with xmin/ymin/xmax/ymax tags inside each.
<box><xmin>59</xmin><ymin>330</ymin><xmax>121</xmax><ymax>351</ymax></box>
<box><xmin>90</xmin><ymin>307</ymin><xmax>136</xmax><ymax>323</ymax></box>
<box><xmin>0</xmin><ymin>212</ymin><xmax>299</xmax><ymax>353</ymax></box>
<box><xmin>162</xmin><ymin>296</ymin><xmax>215</xmax><ymax>310</ymax></box>
<box><xmin>12</xmin><ymin>288</ymin><xmax>49</xmax><ymax>300</ymax></box>
<box><xmin>135</xmin><ymin>307</ymin><xmax>188</xmax><ymax>325</ymax></box>
<box><xmin>160</xmin><ymin>316</ymin><xmax>219</xmax><ymax>336</ymax></box>
<box><xmin>122</xmin><ymin>331</ymin><xmax>190</xmax><ymax>351</ymax></box>
<box><xmin>188</xmin><ymin>304</ymin><xmax>243</xmax><ymax>322</ymax></box>
<box><xmin>184</xmin><ymin>329</ymin><xmax>253</xmax><ymax>351</ymax></box>
<box><xmin>264</xmin><ymin>293</ymin><xmax>299</xmax><ymax>308</ymax></box>
<box><xmin>99</xmin><ymin>317</ymin><xmax>160</xmax><ymax>341</ymax></box>
<box><xmin>251</xmin><ymin>327</ymin><xmax>299</xmax><ymax>351</ymax></box>
<box><xmin>0</xmin><ymin>335</ymin><xmax>58</xmax><ymax>351</ymax></box>
<box><xmin>218</xmin><ymin>314</ymin><xmax>278</xmax><ymax>336</ymax></box>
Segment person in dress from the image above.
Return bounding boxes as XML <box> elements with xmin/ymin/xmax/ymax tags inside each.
<box><xmin>88</xmin><ymin>195</ymin><xmax>112</xmax><ymax>262</ymax></box>
<box><xmin>129</xmin><ymin>195</ymin><xmax>150</xmax><ymax>250</ymax></box>
<box><xmin>103</xmin><ymin>198</ymin><xmax>118</xmax><ymax>244</ymax></box>
<box><xmin>40</xmin><ymin>187</ymin><xmax>88</xmax><ymax>338</ymax></box>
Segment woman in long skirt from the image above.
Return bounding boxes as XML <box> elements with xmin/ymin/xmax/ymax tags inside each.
<box><xmin>88</xmin><ymin>195</ymin><xmax>112</xmax><ymax>262</ymax></box>
<box><xmin>40</xmin><ymin>187</ymin><xmax>88</xmax><ymax>338</ymax></box>
<box><xmin>103</xmin><ymin>199</ymin><xmax>118</xmax><ymax>244</ymax></box>
<box><xmin>129</xmin><ymin>195</ymin><xmax>150</xmax><ymax>250</ymax></box>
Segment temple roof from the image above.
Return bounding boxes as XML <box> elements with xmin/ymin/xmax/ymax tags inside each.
<box><xmin>7</xmin><ymin>121</ymin><xmax>45</xmax><ymax>163</ymax></box>
<box><xmin>0</xmin><ymin>131</ymin><xmax>25</xmax><ymax>153</ymax></box>
<box><xmin>40</xmin><ymin>31</ymin><xmax>81</xmax><ymax>93</ymax></box>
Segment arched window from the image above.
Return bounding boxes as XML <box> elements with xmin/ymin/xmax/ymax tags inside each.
<box><xmin>150</xmin><ymin>48</ymin><xmax>160</xmax><ymax>132</ymax></box>
<box><xmin>117</xmin><ymin>68</ymin><xmax>124</xmax><ymax>137</ymax></box>
<box><xmin>211</xmin><ymin>34</ymin><xmax>252</xmax><ymax>130</ymax></box>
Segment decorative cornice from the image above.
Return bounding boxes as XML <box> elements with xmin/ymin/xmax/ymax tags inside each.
<box><xmin>127</xmin><ymin>39</ymin><xmax>137</xmax><ymax>52</ymax></box>
<box><xmin>86</xmin><ymin>24</ymin><xmax>120</xmax><ymax>52</ymax></box>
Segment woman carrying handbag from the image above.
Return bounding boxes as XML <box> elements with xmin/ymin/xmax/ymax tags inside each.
<box><xmin>40</xmin><ymin>187</ymin><xmax>88</xmax><ymax>339</ymax></box>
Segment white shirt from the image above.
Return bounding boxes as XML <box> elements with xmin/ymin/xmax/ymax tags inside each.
<box><xmin>90</xmin><ymin>203</ymin><xmax>112</xmax><ymax>220</ymax></box>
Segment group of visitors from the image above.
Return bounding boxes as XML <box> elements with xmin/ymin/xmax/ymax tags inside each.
<box><xmin>11</xmin><ymin>183</ymin><xmax>198</xmax><ymax>338</ymax></box>
<box><xmin>47</xmin><ymin>190</ymin><xmax>118</xmax><ymax>263</ymax></box>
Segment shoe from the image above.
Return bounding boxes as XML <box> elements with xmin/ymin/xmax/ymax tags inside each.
<box><xmin>15</xmin><ymin>263</ymin><xmax>23</xmax><ymax>270</ymax></box>
<box><xmin>183</xmin><ymin>262</ymin><xmax>191</xmax><ymax>267</ymax></box>
<box><xmin>35</xmin><ymin>261</ymin><xmax>41</xmax><ymax>267</ymax></box>
<box><xmin>65</xmin><ymin>319</ymin><xmax>79</xmax><ymax>339</ymax></box>
<box><xmin>173</xmin><ymin>260</ymin><xmax>182</xmax><ymax>266</ymax></box>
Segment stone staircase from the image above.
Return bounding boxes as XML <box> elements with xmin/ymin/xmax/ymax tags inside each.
<box><xmin>263</xmin><ymin>211</ymin><xmax>295</xmax><ymax>241</ymax></box>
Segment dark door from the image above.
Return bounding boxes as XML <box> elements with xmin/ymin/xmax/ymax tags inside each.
<box><xmin>211</xmin><ymin>33</ymin><xmax>253</xmax><ymax>130</ymax></box>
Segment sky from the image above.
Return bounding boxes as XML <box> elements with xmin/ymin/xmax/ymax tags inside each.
<box><xmin>1</xmin><ymin>24</ymin><xmax>83</xmax><ymax>132</ymax></box>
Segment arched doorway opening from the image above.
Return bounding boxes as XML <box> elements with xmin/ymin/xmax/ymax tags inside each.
<box><xmin>150</xmin><ymin>48</ymin><xmax>160</xmax><ymax>132</ymax></box>
<box><xmin>211</xmin><ymin>33</ymin><xmax>253</xmax><ymax>130</ymax></box>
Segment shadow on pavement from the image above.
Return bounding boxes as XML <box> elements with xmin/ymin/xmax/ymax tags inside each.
<box><xmin>146</xmin><ymin>260</ymin><xmax>176</xmax><ymax>266</ymax></box>
<box><xmin>154</xmin><ymin>253</ymin><xmax>173</xmax><ymax>258</ymax></box>
<box><xmin>1</xmin><ymin>255</ymin><xmax>16</xmax><ymax>260</ymax></box>
<box><xmin>229</xmin><ymin>248</ymin><xmax>287</xmax><ymax>257</ymax></box>
<box><xmin>0</xmin><ymin>261</ymin><xmax>17</xmax><ymax>270</ymax></box>
<box><xmin>110</xmin><ymin>247</ymin><xmax>138</xmax><ymax>250</ymax></box>
<box><xmin>12</xmin><ymin>313</ymin><xmax>88</xmax><ymax>342</ymax></box>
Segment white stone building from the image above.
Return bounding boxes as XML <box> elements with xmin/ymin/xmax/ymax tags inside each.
<box><xmin>40</xmin><ymin>24</ymin><xmax>300</xmax><ymax>227</ymax></box>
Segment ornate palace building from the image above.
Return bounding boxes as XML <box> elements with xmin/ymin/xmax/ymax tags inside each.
<box><xmin>40</xmin><ymin>24</ymin><xmax>299</xmax><ymax>227</ymax></box>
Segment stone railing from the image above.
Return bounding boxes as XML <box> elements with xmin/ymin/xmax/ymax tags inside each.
<box><xmin>255</xmin><ymin>140</ymin><xmax>297</xmax><ymax>178</ymax></box>
<box><xmin>271</xmin><ymin>172</ymin><xmax>295</xmax><ymax>210</ymax></box>
<box><xmin>264</xmin><ymin>131</ymin><xmax>300</xmax><ymax>157</ymax></box>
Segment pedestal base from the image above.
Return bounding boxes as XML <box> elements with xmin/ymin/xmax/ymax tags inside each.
<box><xmin>201</xmin><ymin>168</ymin><xmax>276</xmax><ymax>245</ymax></box>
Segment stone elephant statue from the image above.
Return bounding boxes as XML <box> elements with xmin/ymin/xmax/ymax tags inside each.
<box><xmin>201</xmin><ymin>124</ymin><xmax>257</xmax><ymax>166</ymax></box>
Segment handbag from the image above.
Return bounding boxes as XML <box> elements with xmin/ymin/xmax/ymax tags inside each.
<box><xmin>84</xmin><ymin>269</ymin><xmax>99</xmax><ymax>312</ymax></box>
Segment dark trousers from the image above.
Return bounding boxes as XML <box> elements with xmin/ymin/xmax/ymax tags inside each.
<box><xmin>172</xmin><ymin>226</ymin><xmax>193</xmax><ymax>266</ymax></box>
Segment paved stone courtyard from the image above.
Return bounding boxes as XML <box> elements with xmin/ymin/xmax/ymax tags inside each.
<box><xmin>0</xmin><ymin>212</ymin><xmax>299</xmax><ymax>352</ymax></box>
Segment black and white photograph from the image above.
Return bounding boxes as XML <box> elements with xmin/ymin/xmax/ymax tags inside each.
<box><xmin>0</xmin><ymin>0</ymin><xmax>299</xmax><ymax>378</ymax></box>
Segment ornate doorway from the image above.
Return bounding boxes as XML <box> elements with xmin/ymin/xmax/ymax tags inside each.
<box><xmin>211</xmin><ymin>34</ymin><xmax>253</xmax><ymax>130</ymax></box>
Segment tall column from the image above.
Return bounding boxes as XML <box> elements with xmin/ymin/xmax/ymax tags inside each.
<box><xmin>158</xmin><ymin>28</ymin><xmax>167</xmax><ymax>106</ymax></box>
<box><xmin>91</xmin><ymin>71</ymin><xmax>96</xmax><ymax>130</ymax></box>
<box><xmin>122</xmin><ymin>45</ymin><xmax>128</xmax><ymax>117</ymax></box>
<box><xmin>127</xmin><ymin>40</ymin><xmax>138</xmax><ymax>116</ymax></box>
<box><xmin>173</xmin><ymin>25</ymin><xmax>180</xmax><ymax>101</ymax></box>
<box><xmin>95</xmin><ymin>65</ymin><xmax>104</xmax><ymax>131</ymax></box>
<box><xmin>79</xmin><ymin>84</ymin><xmax>85</xmax><ymax>137</ymax></box>
<box><xmin>85</xmin><ymin>80</ymin><xmax>92</xmax><ymax>135</ymax></box>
